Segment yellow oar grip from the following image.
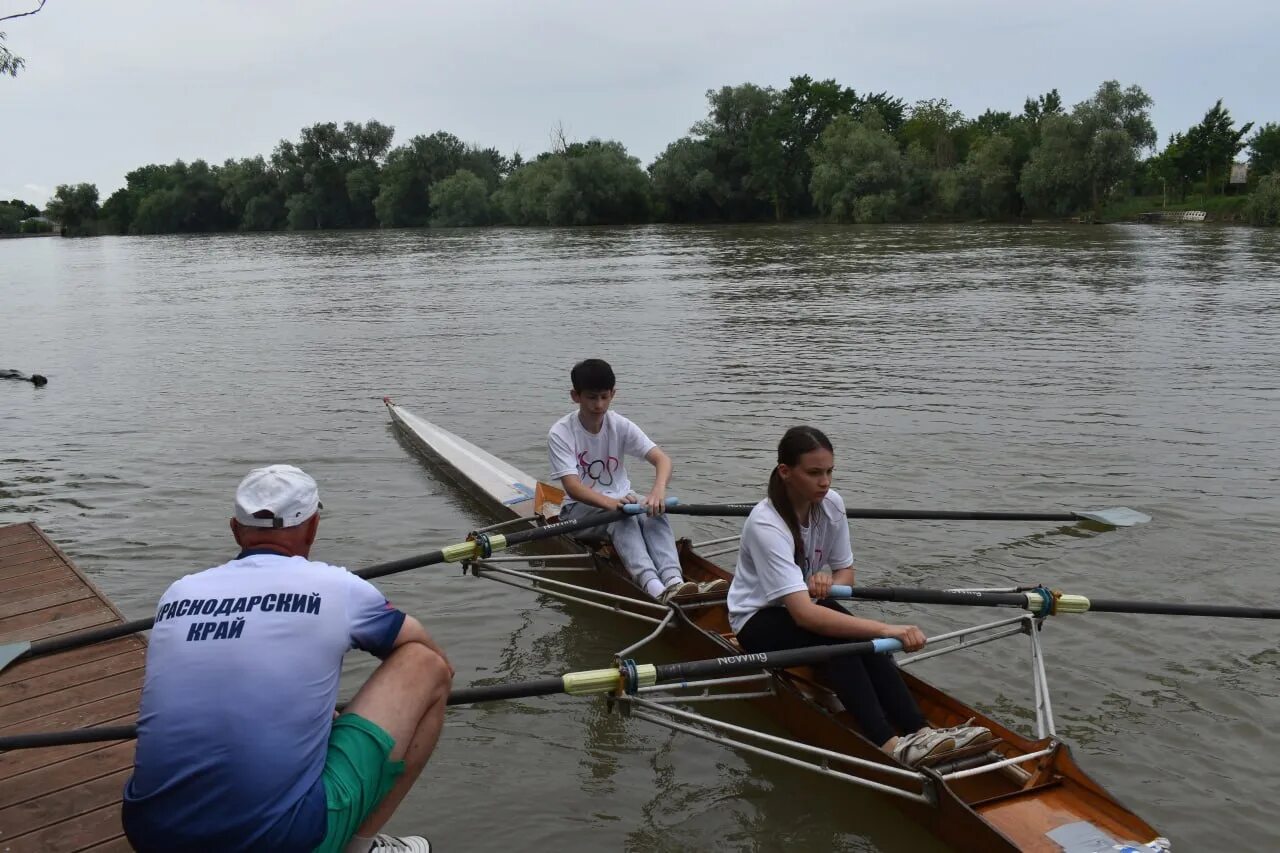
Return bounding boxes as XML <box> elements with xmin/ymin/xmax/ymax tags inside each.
<box><xmin>441</xmin><ymin>541</ymin><xmax>476</xmax><ymax>562</ymax></box>
<box><xmin>1053</xmin><ymin>593</ymin><xmax>1091</xmax><ymax>614</ymax></box>
<box><xmin>563</xmin><ymin>668</ymin><xmax>623</xmax><ymax>695</ymax></box>
<box><xmin>441</xmin><ymin>533</ymin><xmax>509</xmax><ymax>564</ymax></box>
<box><xmin>561</xmin><ymin>663</ymin><xmax>659</xmax><ymax>696</ymax></box>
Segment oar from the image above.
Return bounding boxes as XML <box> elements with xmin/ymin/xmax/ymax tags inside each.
<box><xmin>667</xmin><ymin>504</ymin><xmax>1150</xmax><ymax>527</ymax></box>
<box><xmin>828</xmin><ymin>585</ymin><xmax>1280</xmax><ymax>620</ymax></box>
<box><xmin>0</xmin><ymin>635</ymin><xmax>903</xmax><ymax>751</ymax></box>
<box><xmin>0</xmin><ymin>505</ymin><xmax>652</xmax><ymax>674</ymax></box>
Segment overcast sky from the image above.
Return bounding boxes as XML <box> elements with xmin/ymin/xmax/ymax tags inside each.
<box><xmin>1</xmin><ymin>0</ymin><xmax>1275</xmax><ymax>206</ymax></box>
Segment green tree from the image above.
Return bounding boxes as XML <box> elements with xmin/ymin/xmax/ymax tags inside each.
<box><xmin>493</xmin><ymin>156</ymin><xmax>562</xmax><ymax>225</ymax></box>
<box><xmin>1072</xmin><ymin>81</ymin><xmax>1156</xmax><ymax>211</ymax></box>
<box><xmin>898</xmin><ymin>142</ymin><xmax>935</xmax><ymax>213</ymax></box>
<box><xmin>1246</xmin><ymin>122</ymin><xmax>1280</xmax><ymax>178</ymax></box>
<box><xmin>1245</xmin><ymin>173</ymin><xmax>1280</xmax><ymax>226</ymax></box>
<box><xmin>1184</xmin><ymin>100</ymin><xmax>1253</xmax><ymax>194</ymax></box>
<box><xmin>1018</xmin><ymin>114</ymin><xmax>1089</xmax><ymax>215</ymax></box>
<box><xmin>495</xmin><ymin>140</ymin><xmax>650</xmax><ymax>226</ymax></box>
<box><xmin>649</xmin><ymin>137</ymin><xmax>723</xmax><ymax>221</ymax></box>
<box><xmin>688</xmin><ymin>83</ymin><xmax>779</xmax><ymax>220</ymax></box>
<box><xmin>0</xmin><ymin>0</ymin><xmax>45</xmax><ymax>78</ymax></box>
<box><xmin>133</xmin><ymin>160</ymin><xmax>233</xmax><ymax>234</ymax></box>
<box><xmin>273</xmin><ymin>121</ymin><xmax>393</xmax><ymax>229</ymax></box>
<box><xmin>809</xmin><ymin>113</ymin><xmax>904</xmax><ymax>222</ymax></box>
<box><xmin>1</xmin><ymin>197</ymin><xmax>42</xmax><ymax>232</ymax></box>
<box><xmin>750</xmin><ymin>75</ymin><xmax>859</xmax><ymax>220</ymax></box>
<box><xmin>0</xmin><ymin>35</ymin><xmax>19</xmax><ymax>77</ymax></box>
<box><xmin>100</xmin><ymin>164</ymin><xmax>170</xmax><ymax>233</ymax></box>
<box><xmin>853</xmin><ymin>91</ymin><xmax>908</xmax><ymax>136</ymax></box>
<box><xmin>1022</xmin><ymin>89</ymin><xmax>1064</xmax><ymax>125</ymax></box>
<box><xmin>1020</xmin><ymin>81</ymin><xmax>1155</xmax><ymax>215</ymax></box>
<box><xmin>901</xmin><ymin>99</ymin><xmax>968</xmax><ymax>168</ymax></box>
<box><xmin>374</xmin><ymin>132</ymin><xmax>469</xmax><ymax>227</ymax></box>
<box><xmin>219</xmin><ymin>156</ymin><xmax>284</xmax><ymax>231</ymax></box>
<box><xmin>0</xmin><ymin>203</ymin><xmax>22</xmax><ymax>233</ymax></box>
<box><xmin>430</xmin><ymin>169</ymin><xmax>491</xmax><ymax>226</ymax></box>
<box><xmin>936</xmin><ymin>131</ymin><xmax>1013</xmax><ymax>217</ymax></box>
<box><xmin>45</xmin><ymin>183</ymin><xmax>100</xmax><ymax>231</ymax></box>
<box><xmin>547</xmin><ymin>140</ymin><xmax>650</xmax><ymax>225</ymax></box>
<box><xmin>1146</xmin><ymin>132</ymin><xmax>1198</xmax><ymax>202</ymax></box>
<box><xmin>5</xmin><ymin>198</ymin><xmax>39</xmax><ymax>218</ymax></box>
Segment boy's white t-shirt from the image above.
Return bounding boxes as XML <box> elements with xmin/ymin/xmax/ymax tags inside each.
<box><xmin>727</xmin><ymin>489</ymin><xmax>854</xmax><ymax>633</ymax></box>
<box><xmin>548</xmin><ymin>410</ymin><xmax>656</xmax><ymax>507</ymax></box>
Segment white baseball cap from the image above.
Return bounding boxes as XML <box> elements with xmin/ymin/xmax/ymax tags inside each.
<box><xmin>233</xmin><ymin>464</ymin><xmax>322</xmax><ymax>528</ymax></box>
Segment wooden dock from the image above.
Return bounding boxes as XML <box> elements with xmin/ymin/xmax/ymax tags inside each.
<box><xmin>0</xmin><ymin>522</ymin><xmax>145</xmax><ymax>853</ymax></box>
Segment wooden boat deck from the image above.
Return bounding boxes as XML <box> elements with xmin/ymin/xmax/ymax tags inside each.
<box><xmin>0</xmin><ymin>522</ymin><xmax>144</xmax><ymax>853</ymax></box>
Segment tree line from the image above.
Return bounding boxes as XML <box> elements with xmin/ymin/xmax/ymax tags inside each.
<box><xmin>24</xmin><ymin>76</ymin><xmax>1280</xmax><ymax>235</ymax></box>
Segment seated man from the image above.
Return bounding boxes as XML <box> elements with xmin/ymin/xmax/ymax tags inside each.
<box><xmin>122</xmin><ymin>464</ymin><xmax>452</xmax><ymax>853</ymax></box>
<box><xmin>548</xmin><ymin>358</ymin><xmax>727</xmax><ymax>602</ymax></box>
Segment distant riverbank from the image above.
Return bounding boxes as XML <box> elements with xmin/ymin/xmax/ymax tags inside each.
<box><xmin>25</xmin><ymin>75</ymin><xmax>1278</xmax><ymax>238</ymax></box>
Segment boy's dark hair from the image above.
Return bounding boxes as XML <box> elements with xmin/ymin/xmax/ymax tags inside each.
<box><xmin>570</xmin><ymin>359</ymin><xmax>616</xmax><ymax>393</ymax></box>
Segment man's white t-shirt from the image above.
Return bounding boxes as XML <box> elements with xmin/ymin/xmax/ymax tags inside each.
<box><xmin>727</xmin><ymin>489</ymin><xmax>854</xmax><ymax>634</ymax></box>
<box><xmin>548</xmin><ymin>410</ymin><xmax>656</xmax><ymax>507</ymax></box>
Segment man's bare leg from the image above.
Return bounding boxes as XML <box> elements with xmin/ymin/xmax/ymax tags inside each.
<box><xmin>342</xmin><ymin>643</ymin><xmax>451</xmax><ymax>838</ymax></box>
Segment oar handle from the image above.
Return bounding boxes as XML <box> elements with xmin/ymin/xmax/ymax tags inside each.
<box><xmin>621</xmin><ymin>497</ymin><xmax>679</xmax><ymax>514</ymax></box>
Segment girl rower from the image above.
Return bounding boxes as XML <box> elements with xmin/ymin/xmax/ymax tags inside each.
<box><xmin>727</xmin><ymin>426</ymin><xmax>991</xmax><ymax>767</ymax></box>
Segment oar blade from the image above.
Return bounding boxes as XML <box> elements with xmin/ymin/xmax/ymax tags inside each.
<box><xmin>1073</xmin><ymin>507</ymin><xmax>1151</xmax><ymax>527</ymax></box>
<box><xmin>0</xmin><ymin>641</ymin><xmax>31</xmax><ymax>674</ymax></box>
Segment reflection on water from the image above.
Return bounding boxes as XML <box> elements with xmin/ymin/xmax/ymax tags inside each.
<box><xmin>2</xmin><ymin>223</ymin><xmax>1278</xmax><ymax>850</ymax></box>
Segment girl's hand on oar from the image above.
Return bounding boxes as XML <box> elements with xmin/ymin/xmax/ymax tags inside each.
<box><xmin>885</xmin><ymin>624</ymin><xmax>927</xmax><ymax>652</ymax></box>
<box><xmin>807</xmin><ymin>572</ymin><xmax>833</xmax><ymax>600</ymax></box>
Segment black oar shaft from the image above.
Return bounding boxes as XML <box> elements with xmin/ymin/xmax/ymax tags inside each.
<box><xmin>0</xmin><ymin>638</ymin><xmax>900</xmax><ymax>751</ymax></box>
<box><xmin>649</xmin><ymin>640</ymin><xmax>882</xmax><ymax>683</ymax></box>
<box><xmin>26</xmin><ymin>618</ymin><xmax>156</xmax><ymax>659</ymax></box>
<box><xmin>0</xmin><ymin>676</ymin><xmax>571</xmax><ymax>751</ymax></box>
<box><xmin>668</xmin><ymin>504</ymin><xmax>1079</xmax><ymax>522</ymax></box>
<box><xmin>446</xmin><ymin>677</ymin><xmax>567</xmax><ymax>706</ymax></box>
<box><xmin>835</xmin><ymin>586</ymin><xmax>1032</xmax><ymax>609</ymax></box>
<box><xmin>831</xmin><ymin>586</ymin><xmax>1280</xmax><ymax>620</ymax></box>
<box><xmin>1084</xmin><ymin>599</ymin><xmax>1280</xmax><ymax>619</ymax></box>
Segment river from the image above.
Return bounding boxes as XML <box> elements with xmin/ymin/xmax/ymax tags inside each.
<box><xmin>2</xmin><ymin>223</ymin><xmax>1277</xmax><ymax>851</ymax></box>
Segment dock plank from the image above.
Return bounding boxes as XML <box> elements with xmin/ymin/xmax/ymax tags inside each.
<box><xmin>0</xmin><ymin>579</ymin><xmax>94</xmax><ymax>618</ymax></box>
<box><xmin>0</xmin><ymin>649</ymin><xmax>144</xmax><ymax>708</ymax></box>
<box><xmin>0</xmin><ymin>767</ymin><xmax>131</xmax><ymax>840</ymax></box>
<box><xmin>0</xmin><ymin>638</ymin><xmax>144</xmax><ymax>689</ymax></box>
<box><xmin>0</xmin><ymin>567</ymin><xmax>76</xmax><ymax>596</ymax></box>
<box><xmin>0</xmin><ymin>741</ymin><xmax>135</xmax><ymax>808</ymax></box>
<box><xmin>0</xmin><ymin>523</ymin><xmax>145</xmax><ymax>853</ymax></box>
<box><xmin>3</xmin><ymin>801</ymin><xmax>126</xmax><ymax>853</ymax></box>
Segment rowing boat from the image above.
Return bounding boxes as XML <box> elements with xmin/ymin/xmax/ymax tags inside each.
<box><xmin>384</xmin><ymin>398</ymin><xmax>1169</xmax><ymax>852</ymax></box>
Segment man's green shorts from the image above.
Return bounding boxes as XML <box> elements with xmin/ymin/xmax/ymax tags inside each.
<box><xmin>313</xmin><ymin>713</ymin><xmax>405</xmax><ymax>853</ymax></box>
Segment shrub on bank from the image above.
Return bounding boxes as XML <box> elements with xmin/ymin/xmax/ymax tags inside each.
<box><xmin>1245</xmin><ymin>174</ymin><xmax>1280</xmax><ymax>226</ymax></box>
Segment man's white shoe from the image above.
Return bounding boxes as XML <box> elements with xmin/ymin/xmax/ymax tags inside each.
<box><xmin>697</xmin><ymin>578</ymin><xmax>729</xmax><ymax>594</ymax></box>
<box><xmin>370</xmin><ymin>834</ymin><xmax>431</xmax><ymax>853</ymax></box>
